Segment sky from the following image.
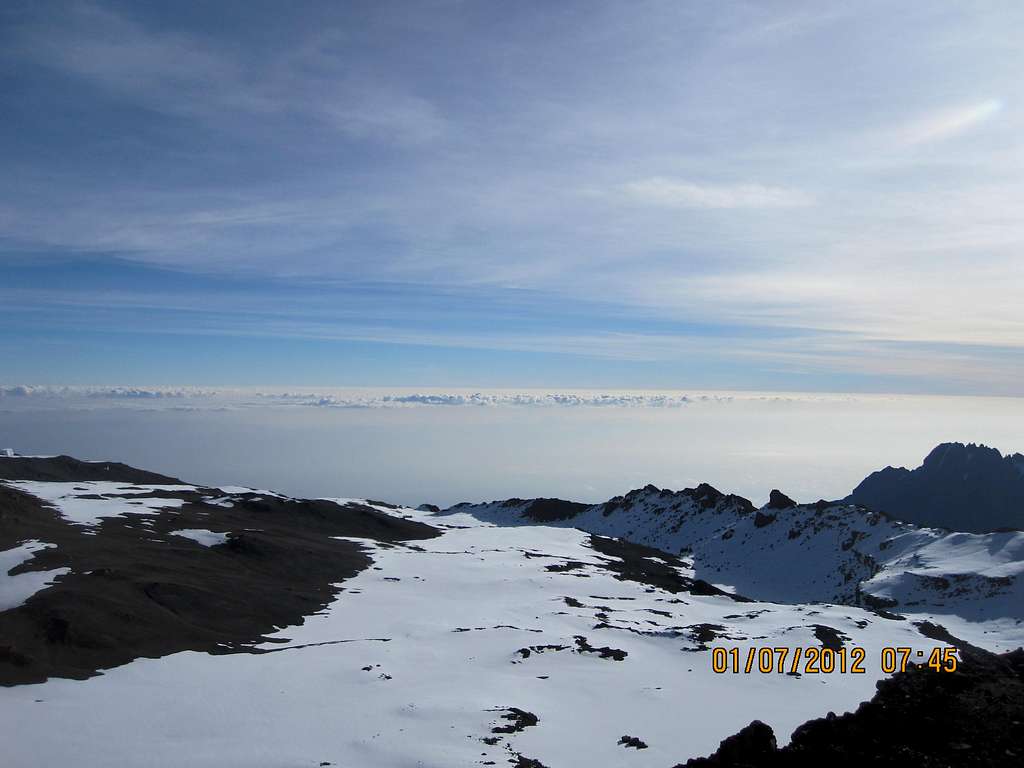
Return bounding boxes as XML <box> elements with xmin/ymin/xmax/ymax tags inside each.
<box><xmin>2</xmin><ymin>1</ymin><xmax>1023</xmax><ymax>394</ymax></box>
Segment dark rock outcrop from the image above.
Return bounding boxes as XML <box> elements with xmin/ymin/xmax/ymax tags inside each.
<box><xmin>681</xmin><ymin>720</ymin><xmax>776</xmax><ymax>766</ymax></box>
<box><xmin>0</xmin><ymin>454</ymin><xmax>182</xmax><ymax>484</ymax></box>
<box><xmin>0</xmin><ymin>462</ymin><xmax>439</xmax><ymax>686</ymax></box>
<box><xmin>766</xmin><ymin>490</ymin><xmax>796</xmax><ymax>510</ymax></box>
<box><xmin>848</xmin><ymin>442</ymin><xmax>1024</xmax><ymax>532</ymax></box>
<box><xmin>519</xmin><ymin>498</ymin><xmax>590</xmax><ymax>523</ymax></box>
<box><xmin>678</xmin><ymin>628</ymin><xmax>1024</xmax><ymax>767</ymax></box>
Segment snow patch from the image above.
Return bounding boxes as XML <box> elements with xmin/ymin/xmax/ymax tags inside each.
<box><xmin>171</xmin><ymin>529</ymin><xmax>229</xmax><ymax>548</ymax></box>
<box><xmin>0</xmin><ymin>541</ymin><xmax>69</xmax><ymax>611</ymax></box>
<box><xmin>5</xmin><ymin>481</ymin><xmax>192</xmax><ymax>527</ymax></box>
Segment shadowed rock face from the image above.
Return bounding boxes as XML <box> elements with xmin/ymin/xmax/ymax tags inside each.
<box><xmin>766</xmin><ymin>490</ymin><xmax>796</xmax><ymax>510</ymax></box>
<box><xmin>518</xmin><ymin>497</ymin><xmax>590</xmax><ymax>523</ymax></box>
<box><xmin>0</xmin><ymin>459</ymin><xmax>439</xmax><ymax>686</ymax></box>
<box><xmin>847</xmin><ymin>442</ymin><xmax>1024</xmax><ymax>533</ymax></box>
<box><xmin>0</xmin><ymin>455</ymin><xmax>183</xmax><ymax>484</ymax></box>
<box><xmin>678</xmin><ymin>628</ymin><xmax>1024</xmax><ymax>768</ymax></box>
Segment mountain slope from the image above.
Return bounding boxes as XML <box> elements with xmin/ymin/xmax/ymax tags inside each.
<box><xmin>447</xmin><ymin>484</ymin><xmax>1024</xmax><ymax>650</ymax></box>
<box><xmin>0</xmin><ymin>462</ymin><xmax>437</xmax><ymax>685</ymax></box>
<box><xmin>3</xmin><ymin>455</ymin><xmax>1023</xmax><ymax>767</ymax></box>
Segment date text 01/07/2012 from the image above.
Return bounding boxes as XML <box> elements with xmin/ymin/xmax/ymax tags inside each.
<box><xmin>711</xmin><ymin>646</ymin><xmax>959</xmax><ymax>675</ymax></box>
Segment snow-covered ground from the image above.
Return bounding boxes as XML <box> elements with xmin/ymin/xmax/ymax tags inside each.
<box><xmin>455</xmin><ymin>489</ymin><xmax>1024</xmax><ymax>652</ymax></box>
<box><xmin>170</xmin><ymin>528</ymin><xmax>230</xmax><ymax>547</ymax></box>
<box><xmin>4</xmin><ymin>481</ymin><xmax>191</xmax><ymax>526</ymax></box>
<box><xmin>0</xmin><ymin>540</ymin><xmax>68</xmax><ymax>611</ymax></box>
<box><xmin>0</xmin><ymin>498</ymin><xmax>969</xmax><ymax>768</ymax></box>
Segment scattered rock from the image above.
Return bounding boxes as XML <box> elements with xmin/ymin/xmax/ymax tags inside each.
<box><xmin>811</xmin><ymin>625</ymin><xmax>849</xmax><ymax>651</ymax></box>
<box><xmin>618</xmin><ymin>735</ymin><xmax>649</xmax><ymax>749</ymax></box>
<box><xmin>491</xmin><ymin>708</ymin><xmax>539</xmax><ymax>734</ymax></box>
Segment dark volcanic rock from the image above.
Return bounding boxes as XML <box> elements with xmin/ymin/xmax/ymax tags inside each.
<box><xmin>586</xmin><ymin>535</ymin><xmax>750</xmax><ymax>601</ymax></box>
<box><xmin>766</xmin><ymin>490</ymin><xmax>796</xmax><ymax>510</ymax></box>
<box><xmin>0</xmin><ymin>467</ymin><xmax>439</xmax><ymax>686</ymax></box>
<box><xmin>686</xmin><ymin>623</ymin><xmax>726</xmax><ymax>647</ymax></box>
<box><xmin>680</xmin><ymin>720</ymin><xmax>776</xmax><ymax>766</ymax></box>
<box><xmin>0</xmin><ymin>455</ymin><xmax>182</xmax><ymax>484</ymax></box>
<box><xmin>847</xmin><ymin>442</ymin><xmax>1024</xmax><ymax>532</ymax></box>
<box><xmin>600</xmin><ymin>483</ymin><xmax>756</xmax><ymax>517</ymax></box>
<box><xmin>491</xmin><ymin>707</ymin><xmax>539</xmax><ymax>734</ymax></box>
<box><xmin>512</xmin><ymin>756</ymin><xmax>550</xmax><ymax>768</ymax></box>
<box><xmin>618</xmin><ymin>735</ymin><xmax>649</xmax><ymax>749</ymax></box>
<box><xmin>811</xmin><ymin>625</ymin><xmax>848</xmax><ymax>651</ymax></box>
<box><xmin>686</xmin><ymin>483</ymin><xmax>756</xmax><ymax>515</ymax></box>
<box><xmin>520</xmin><ymin>498</ymin><xmax>590</xmax><ymax>523</ymax></box>
<box><xmin>573</xmin><ymin>634</ymin><xmax>627</xmax><ymax>661</ymax></box>
<box><xmin>677</xmin><ymin>630</ymin><xmax>1024</xmax><ymax>767</ymax></box>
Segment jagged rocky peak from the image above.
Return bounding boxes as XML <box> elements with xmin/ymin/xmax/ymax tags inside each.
<box><xmin>923</xmin><ymin>441</ymin><xmax>1007</xmax><ymax>472</ymax></box>
<box><xmin>848</xmin><ymin>441</ymin><xmax>1024</xmax><ymax>533</ymax></box>
<box><xmin>1010</xmin><ymin>452</ymin><xmax>1024</xmax><ymax>476</ymax></box>
<box><xmin>597</xmin><ymin>482</ymin><xmax>755</xmax><ymax>517</ymax></box>
<box><xmin>766</xmin><ymin>489</ymin><xmax>796</xmax><ymax>510</ymax></box>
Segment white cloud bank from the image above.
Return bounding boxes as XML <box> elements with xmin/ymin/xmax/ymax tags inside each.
<box><xmin>0</xmin><ymin>385</ymin><xmax>873</xmax><ymax>412</ymax></box>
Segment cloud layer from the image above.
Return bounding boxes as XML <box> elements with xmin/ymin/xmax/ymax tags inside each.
<box><xmin>2</xmin><ymin>384</ymin><xmax>861</xmax><ymax>412</ymax></box>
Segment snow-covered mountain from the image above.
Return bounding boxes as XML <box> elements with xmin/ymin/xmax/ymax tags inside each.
<box><xmin>2</xmin><ymin>454</ymin><xmax>1023</xmax><ymax>767</ymax></box>
<box><xmin>848</xmin><ymin>442</ymin><xmax>1024</xmax><ymax>533</ymax></box>
<box><xmin>448</xmin><ymin>483</ymin><xmax>1024</xmax><ymax>651</ymax></box>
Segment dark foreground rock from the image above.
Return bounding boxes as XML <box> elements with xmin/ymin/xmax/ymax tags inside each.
<box><xmin>677</xmin><ymin>631</ymin><xmax>1024</xmax><ymax>768</ymax></box>
<box><xmin>0</xmin><ymin>459</ymin><xmax>439</xmax><ymax>686</ymax></box>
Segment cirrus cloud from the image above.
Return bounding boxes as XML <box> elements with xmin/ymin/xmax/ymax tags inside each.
<box><xmin>622</xmin><ymin>177</ymin><xmax>813</xmax><ymax>210</ymax></box>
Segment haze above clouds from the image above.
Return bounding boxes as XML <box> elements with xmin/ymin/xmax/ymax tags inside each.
<box><xmin>2</xmin><ymin>388</ymin><xmax>1022</xmax><ymax>507</ymax></box>
<box><xmin>1</xmin><ymin>1</ymin><xmax>1023</xmax><ymax>393</ymax></box>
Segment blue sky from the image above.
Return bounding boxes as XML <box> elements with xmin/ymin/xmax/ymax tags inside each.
<box><xmin>2</xmin><ymin>1</ymin><xmax>1022</xmax><ymax>393</ymax></box>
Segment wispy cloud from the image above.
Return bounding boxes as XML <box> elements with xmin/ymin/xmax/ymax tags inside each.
<box><xmin>16</xmin><ymin>3</ymin><xmax>447</xmax><ymax>145</ymax></box>
<box><xmin>622</xmin><ymin>177</ymin><xmax>813</xmax><ymax>209</ymax></box>
<box><xmin>3</xmin><ymin>2</ymin><xmax>1024</xmax><ymax>394</ymax></box>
